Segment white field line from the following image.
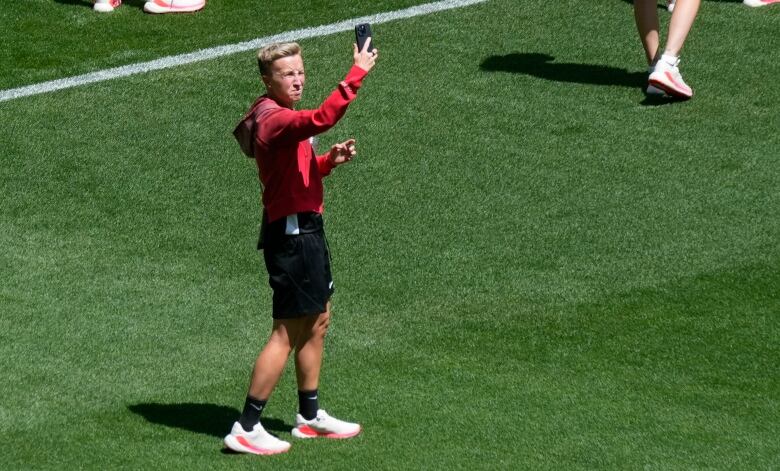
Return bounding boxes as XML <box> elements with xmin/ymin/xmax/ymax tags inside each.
<box><xmin>0</xmin><ymin>0</ymin><xmax>486</xmax><ymax>103</ymax></box>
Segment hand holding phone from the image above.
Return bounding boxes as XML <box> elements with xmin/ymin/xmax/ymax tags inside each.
<box><xmin>355</xmin><ymin>23</ymin><xmax>375</xmax><ymax>53</ymax></box>
<box><xmin>353</xmin><ymin>23</ymin><xmax>378</xmax><ymax>71</ymax></box>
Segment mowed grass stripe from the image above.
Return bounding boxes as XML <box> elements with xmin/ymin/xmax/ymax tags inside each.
<box><xmin>0</xmin><ymin>0</ymin><xmax>486</xmax><ymax>103</ymax></box>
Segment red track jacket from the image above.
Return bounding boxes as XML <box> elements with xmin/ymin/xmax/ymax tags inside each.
<box><xmin>234</xmin><ymin>65</ymin><xmax>368</xmax><ymax>222</ymax></box>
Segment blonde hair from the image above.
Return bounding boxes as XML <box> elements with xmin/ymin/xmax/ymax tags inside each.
<box><xmin>257</xmin><ymin>42</ymin><xmax>301</xmax><ymax>76</ymax></box>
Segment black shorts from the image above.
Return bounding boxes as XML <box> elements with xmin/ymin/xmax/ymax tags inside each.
<box><xmin>260</xmin><ymin>212</ymin><xmax>334</xmax><ymax>319</ymax></box>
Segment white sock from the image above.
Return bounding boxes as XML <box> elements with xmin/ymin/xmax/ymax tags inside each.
<box><xmin>660</xmin><ymin>53</ymin><xmax>679</xmax><ymax>67</ymax></box>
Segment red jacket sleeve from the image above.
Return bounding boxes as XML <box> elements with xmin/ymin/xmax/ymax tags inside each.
<box><xmin>258</xmin><ymin>65</ymin><xmax>368</xmax><ymax>147</ymax></box>
<box><xmin>315</xmin><ymin>154</ymin><xmax>336</xmax><ymax>176</ymax></box>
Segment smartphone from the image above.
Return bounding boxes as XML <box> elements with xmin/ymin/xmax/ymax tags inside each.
<box><xmin>355</xmin><ymin>23</ymin><xmax>375</xmax><ymax>53</ymax></box>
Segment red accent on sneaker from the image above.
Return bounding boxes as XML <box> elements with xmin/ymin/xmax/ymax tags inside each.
<box><xmin>296</xmin><ymin>424</ymin><xmax>362</xmax><ymax>439</ymax></box>
<box><xmin>235</xmin><ymin>436</ymin><xmax>286</xmax><ymax>455</ymax></box>
<box><xmin>151</xmin><ymin>0</ymin><xmax>204</xmax><ymax>10</ymax></box>
<box><xmin>295</xmin><ymin>425</ymin><xmax>319</xmax><ymax>437</ymax></box>
<box><xmin>648</xmin><ymin>75</ymin><xmax>692</xmax><ymax>99</ymax></box>
<box><xmin>323</xmin><ymin>427</ymin><xmax>361</xmax><ymax>439</ymax></box>
<box><xmin>664</xmin><ymin>71</ymin><xmax>691</xmax><ymax>95</ymax></box>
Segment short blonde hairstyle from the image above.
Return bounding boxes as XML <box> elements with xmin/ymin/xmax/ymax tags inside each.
<box><xmin>257</xmin><ymin>42</ymin><xmax>301</xmax><ymax>76</ymax></box>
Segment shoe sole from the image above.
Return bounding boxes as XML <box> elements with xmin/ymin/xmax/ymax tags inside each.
<box><xmin>744</xmin><ymin>0</ymin><xmax>780</xmax><ymax>6</ymax></box>
<box><xmin>223</xmin><ymin>435</ymin><xmax>290</xmax><ymax>455</ymax></box>
<box><xmin>144</xmin><ymin>1</ymin><xmax>205</xmax><ymax>13</ymax></box>
<box><xmin>647</xmin><ymin>79</ymin><xmax>692</xmax><ymax>99</ymax></box>
<box><xmin>645</xmin><ymin>84</ymin><xmax>666</xmax><ymax>96</ymax></box>
<box><xmin>648</xmin><ymin>72</ymin><xmax>692</xmax><ymax>99</ymax></box>
<box><xmin>292</xmin><ymin>424</ymin><xmax>362</xmax><ymax>439</ymax></box>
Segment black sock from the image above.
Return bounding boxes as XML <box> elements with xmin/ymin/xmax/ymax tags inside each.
<box><xmin>238</xmin><ymin>396</ymin><xmax>266</xmax><ymax>431</ymax></box>
<box><xmin>298</xmin><ymin>389</ymin><xmax>319</xmax><ymax>421</ymax></box>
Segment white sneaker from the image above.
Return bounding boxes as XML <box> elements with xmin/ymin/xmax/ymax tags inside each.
<box><xmin>646</xmin><ymin>83</ymin><xmax>666</xmax><ymax>96</ymax></box>
<box><xmin>648</xmin><ymin>57</ymin><xmax>693</xmax><ymax>99</ymax></box>
<box><xmin>744</xmin><ymin>0</ymin><xmax>780</xmax><ymax>6</ymax></box>
<box><xmin>668</xmin><ymin>0</ymin><xmax>676</xmax><ymax>12</ymax></box>
<box><xmin>223</xmin><ymin>421</ymin><xmax>291</xmax><ymax>455</ymax></box>
<box><xmin>144</xmin><ymin>0</ymin><xmax>206</xmax><ymax>14</ymax></box>
<box><xmin>645</xmin><ymin>66</ymin><xmax>666</xmax><ymax>96</ymax></box>
<box><xmin>292</xmin><ymin>409</ymin><xmax>361</xmax><ymax>439</ymax></box>
<box><xmin>93</xmin><ymin>0</ymin><xmax>121</xmax><ymax>12</ymax></box>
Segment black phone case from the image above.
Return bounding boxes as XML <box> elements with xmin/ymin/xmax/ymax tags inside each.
<box><xmin>355</xmin><ymin>23</ymin><xmax>374</xmax><ymax>52</ymax></box>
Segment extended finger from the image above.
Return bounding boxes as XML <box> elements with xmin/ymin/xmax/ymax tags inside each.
<box><xmin>361</xmin><ymin>37</ymin><xmax>372</xmax><ymax>54</ymax></box>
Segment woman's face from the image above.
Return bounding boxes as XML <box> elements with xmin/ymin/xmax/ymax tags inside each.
<box><xmin>264</xmin><ymin>54</ymin><xmax>305</xmax><ymax>108</ymax></box>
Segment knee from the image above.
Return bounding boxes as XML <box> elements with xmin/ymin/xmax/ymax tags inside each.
<box><xmin>268</xmin><ymin>325</ymin><xmax>295</xmax><ymax>352</ymax></box>
<box><xmin>267</xmin><ymin>336</ymin><xmax>294</xmax><ymax>356</ymax></box>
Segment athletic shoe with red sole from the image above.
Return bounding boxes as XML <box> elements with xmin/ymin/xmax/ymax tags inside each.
<box><xmin>648</xmin><ymin>58</ymin><xmax>693</xmax><ymax>100</ymax></box>
<box><xmin>743</xmin><ymin>0</ymin><xmax>780</xmax><ymax>6</ymax></box>
<box><xmin>93</xmin><ymin>0</ymin><xmax>121</xmax><ymax>12</ymax></box>
<box><xmin>144</xmin><ymin>0</ymin><xmax>206</xmax><ymax>14</ymax></box>
<box><xmin>645</xmin><ymin>66</ymin><xmax>667</xmax><ymax>96</ymax></box>
<box><xmin>292</xmin><ymin>409</ymin><xmax>361</xmax><ymax>439</ymax></box>
<box><xmin>224</xmin><ymin>421</ymin><xmax>291</xmax><ymax>455</ymax></box>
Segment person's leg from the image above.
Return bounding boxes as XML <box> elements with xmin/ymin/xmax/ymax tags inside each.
<box><xmin>290</xmin><ymin>304</ymin><xmax>361</xmax><ymax>439</ymax></box>
<box><xmin>292</xmin><ymin>307</ymin><xmax>330</xmax><ymax>420</ymax></box>
<box><xmin>634</xmin><ymin>0</ymin><xmax>661</xmax><ymax>66</ymax></box>
<box><xmin>293</xmin><ymin>306</ymin><xmax>330</xmax><ymax>392</ymax></box>
<box><xmin>248</xmin><ymin>318</ymin><xmax>303</xmax><ymax>400</ymax></box>
<box><xmin>664</xmin><ymin>0</ymin><xmax>701</xmax><ymax>56</ymax></box>
<box><xmin>224</xmin><ymin>318</ymin><xmax>304</xmax><ymax>455</ymax></box>
<box><xmin>647</xmin><ymin>0</ymin><xmax>699</xmax><ymax>99</ymax></box>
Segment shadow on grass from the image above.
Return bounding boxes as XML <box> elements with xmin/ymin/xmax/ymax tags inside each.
<box><xmin>480</xmin><ymin>53</ymin><xmax>686</xmax><ymax>106</ymax></box>
<box><xmin>480</xmin><ymin>53</ymin><xmax>646</xmax><ymax>88</ymax></box>
<box><xmin>619</xmin><ymin>0</ymin><xmax>668</xmax><ymax>9</ymax></box>
<box><xmin>128</xmin><ymin>402</ymin><xmax>292</xmax><ymax>438</ymax></box>
<box><xmin>639</xmin><ymin>94</ymin><xmax>682</xmax><ymax>106</ymax></box>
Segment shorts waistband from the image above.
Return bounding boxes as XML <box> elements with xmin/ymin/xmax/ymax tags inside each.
<box><xmin>281</xmin><ymin>212</ymin><xmax>322</xmax><ymax>234</ymax></box>
<box><xmin>261</xmin><ymin>212</ymin><xmax>323</xmax><ymax>245</ymax></box>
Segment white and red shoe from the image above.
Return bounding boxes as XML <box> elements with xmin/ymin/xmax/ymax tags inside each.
<box><xmin>648</xmin><ymin>57</ymin><xmax>693</xmax><ymax>100</ymax></box>
<box><xmin>292</xmin><ymin>409</ymin><xmax>361</xmax><ymax>439</ymax></box>
<box><xmin>645</xmin><ymin>66</ymin><xmax>667</xmax><ymax>96</ymax></box>
<box><xmin>743</xmin><ymin>0</ymin><xmax>780</xmax><ymax>6</ymax></box>
<box><xmin>223</xmin><ymin>421</ymin><xmax>291</xmax><ymax>455</ymax></box>
<box><xmin>667</xmin><ymin>0</ymin><xmax>676</xmax><ymax>12</ymax></box>
<box><xmin>144</xmin><ymin>0</ymin><xmax>206</xmax><ymax>14</ymax></box>
<box><xmin>93</xmin><ymin>0</ymin><xmax>121</xmax><ymax>12</ymax></box>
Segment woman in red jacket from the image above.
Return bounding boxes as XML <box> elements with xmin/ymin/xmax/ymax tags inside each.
<box><xmin>225</xmin><ymin>39</ymin><xmax>378</xmax><ymax>456</ymax></box>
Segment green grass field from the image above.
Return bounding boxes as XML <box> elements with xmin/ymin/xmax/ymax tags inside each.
<box><xmin>1</xmin><ymin>0</ymin><xmax>778</xmax><ymax>468</ymax></box>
